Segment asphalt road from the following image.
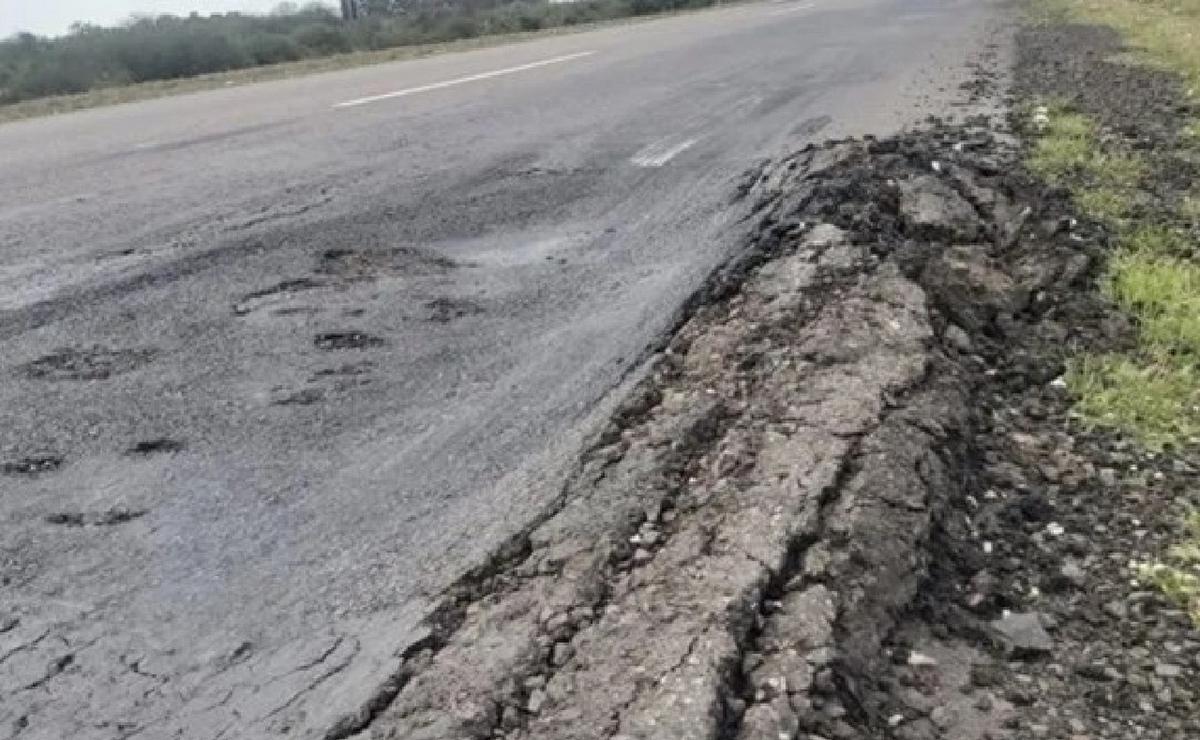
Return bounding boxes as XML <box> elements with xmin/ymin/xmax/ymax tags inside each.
<box><xmin>0</xmin><ymin>1</ymin><xmax>1003</xmax><ymax>737</ymax></box>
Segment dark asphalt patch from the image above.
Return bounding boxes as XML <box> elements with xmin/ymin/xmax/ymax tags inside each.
<box><xmin>424</xmin><ymin>297</ymin><xmax>484</xmax><ymax>323</ymax></box>
<box><xmin>125</xmin><ymin>438</ymin><xmax>185</xmax><ymax>456</ymax></box>
<box><xmin>44</xmin><ymin>508</ymin><xmax>148</xmax><ymax>527</ymax></box>
<box><xmin>311</xmin><ymin>361</ymin><xmax>375</xmax><ymax>379</ymax></box>
<box><xmin>2</xmin><ymin>455</ymin><xmax>64</xmax><ymax>477</ymax></box>
<box><xmin>272</xmin><ymin>387</ymin><xmax>325</xmax><ymax>406</ymax></box>
<box><xmin>18</xmin><ymin>346</ymin><xmax>155</xmax><ymax>381</ymax></box>
<box><xmin>313</xmin><ymin>332</ymin><xmax>385</xmax><ymax>351</ymax></box>
<box><xmin>316</xmin><ymin>246</ymin><xmax>459</xmax><ymax>280</ymax></box>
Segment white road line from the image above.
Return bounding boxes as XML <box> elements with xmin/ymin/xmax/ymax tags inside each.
<box><xmin>631</xmin><ymin>138</ymin><xmax>699</xmax><ymax>168</ymax></box>
<box><xmin>768</xmin><ymin>2</ymin><xmax>815</xmax><ymax>14</ymax></box>
<box><xmin>334</xmin><ymin>51</ymin><xmax>596</xmax><ymax>109</ymax></box>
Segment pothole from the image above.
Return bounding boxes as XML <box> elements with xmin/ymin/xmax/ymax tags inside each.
<box><xmin>316</xmin><ymin>247</ymin><xmax>461</xmax><ymax>280</ymax></box>
<box><xmin>125</xmin><ymin>438</ymin><xmax>184</xmax><ymax>456</ymax></box>
<box><xmin>271</xmin><ymin>387</ymin><xmax>325</xmax><ymax>406</ymax></box>
<box><xmin>233</xmin><ymin>278</ymin><xmax>326</xmax><ymax>316</ymax></box>
<box><xmin>424</xmin><ymin>297</ymin><xmax>484</xmax><ymax>323</ymax></box>
<box><xmin>311</xmin><ymin>361</ymin><xmax>375</xmax><ymax>379</ymax></box>
<box><xmin>18</xmin><ymin>346</ymin><xmax>155</xmax><ymax>381</ymax></box>
<box><xmin>313</xmin><ymin>332</ymin><xmax>385</xmax><ymax>351</ymax></box>
<box><xmin>44</xmin><ymin>508</ymin><xmax>148</xmax><ymax>527</ymax></box>
<box><xmin>2</xmin><ymin>455</ymin><xmax>64</xmax><ymax>477</ymax></box>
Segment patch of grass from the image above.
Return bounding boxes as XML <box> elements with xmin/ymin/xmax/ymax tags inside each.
<box><xmin>1040</xmin><ymin>0</ymin><xmax>1200</xmax><ymax>628</ymax></box>
<box><xmin>1059</xmin><ymin>0</ymin><xmax>1200</xmax><ymax>89</ymax></box>
<box><xmin>1136</xmin><ymin>511</ymin><xmax>1200</xmax><ymax>626</ymax></box>
<box><xmin>1027</xmin><ymin>108</ymin><xmax>1100</xmax><ymax>182</ymax></box>
<box><xmin>1183</xmin><ymin>190</ymin><xmax>1200</xmax><ymax>225</ymax></box>
<box><xmin>1069</xmin><ymin>233</ymin><xmax>1200</xmax><ymax>446</ymax></box>
<box><xmin>1027</xmin><ymin>105</ymin><xmax>1145</xmax><ymax>223</ymax></box>
<box><xmin>1076</xmin><ymin>186</ymin><xmax>1134</xmax><ymax>221</ymax></box>
<box><xmin>1125</xmin><ymin>223</ymin><xmax>1194</xmax><ymax>257</ymax></box>
<box><xmin>1067</xmin><ymin>354</ymin><xmax>1200</xmax><ymax>448</ymax></box>
<box><xmin>1107</xmin><ymin>251</ymin><xmax>1200</xmax><ymax>353</ymax></box>
<box><xmin>1184</xmin><ymin>121</ymin><xmax>1200</xmax><ymax>145</ymax></box>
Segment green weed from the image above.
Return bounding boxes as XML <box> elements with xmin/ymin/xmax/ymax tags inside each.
<box><xmin>1137</xmin><ymin>511</ymin><xmax>1200</xmax><ymax>626</ymax></box>
<box><xmin>1067</xmin><ymin>354</ymin><xmax>1200</xmax><ymax>449</ymax></box>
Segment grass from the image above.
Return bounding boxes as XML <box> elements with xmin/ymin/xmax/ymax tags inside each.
<box><xmin>1027</xmin><ymin>104</ymin><xmax>1146</xmax><ymax>222</ymax></box>
<box><xmin>1137</xmin><ymin>511</ymin><xmax>1200</xmax><ymax>626</ymax></box>
<box><xmin>1042</xmin><ymin>0</ymin><xmax>1200</xmax><ymax>90</ymax></box>
<box><xmin>1108</xmin><ymin>252</ymin><xmax>1200</xmax><ymax>352</ymax></box>
<box><xmin>1124</xmin><ymin>223</ymin><xmax>1194</xmax><ymax>257</ymax></box>
<box><xmin>1030</xmin><ymin>0</ymin><xmax>1200</xmax><ymax>621</ymax></box>
<box><xmin>1037</xmin><ymin>102</ymin><xmax>1200</xmax><ymax>449</ymax></box>
<box><xmin>1068</xmin><ymin>355</ymin><xmax>1200</xmax><ymax>448</ymax></box>
<box><xmin>1183</xmin><ymin>189</ymin><xmax>1200</xmax><ymax>224</ymax></box>
<box><xmin>1027</xmin><ymin>108</ymin><xmax>1103</xmax><ymax>181</ymax></box>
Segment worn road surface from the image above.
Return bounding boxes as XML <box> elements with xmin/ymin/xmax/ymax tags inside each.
<box><xmin>0</xmin><ymin>0</ymin><xmax>1003</xmax><ymax>737</ymax></box>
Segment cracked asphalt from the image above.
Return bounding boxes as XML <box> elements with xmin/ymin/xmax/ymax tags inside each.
<box><xmin>0</xmin><ymin>0</ymin><xmax>1004</xmax><ymax>737</ymax></box>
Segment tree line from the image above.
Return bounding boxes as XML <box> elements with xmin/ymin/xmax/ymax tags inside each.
<box><xmin>0</xmin><ymin>0</ymin><xmax>714</xmax><ymax>106</ymax></box>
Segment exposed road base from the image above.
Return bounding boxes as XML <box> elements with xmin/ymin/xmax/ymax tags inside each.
<box><xmin>311</xmin><ymin>114</ymin><xmax>1130</xmax><ymax>740</ymax></box>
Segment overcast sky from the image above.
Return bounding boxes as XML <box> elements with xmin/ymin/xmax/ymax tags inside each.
<box><xmin>1</xmin><ymin>1</ymin><xmax>338</xmax><ymax>38</ymax></box>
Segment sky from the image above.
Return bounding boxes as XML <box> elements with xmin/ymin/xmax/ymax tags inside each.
<box><xmin>1</xmin><ymin>1</ymin><xmax>338</xmax><ymax>38</ymax></box>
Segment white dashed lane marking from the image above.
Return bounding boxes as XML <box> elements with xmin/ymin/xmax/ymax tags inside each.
<box><xmin>334</xmin><ymin>51</ymin><xmax>597</xmax><ymax>109</ymax></box>
<box><xmin>631</xmin><ymin>137</ymin><xmax>699</xmax><ymax>168</ymax></box>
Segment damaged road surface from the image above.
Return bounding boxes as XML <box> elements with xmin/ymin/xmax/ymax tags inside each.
<box><xmin>360</xmin><ymin>129</ymin><xmax>1022</xmax><ymax>740</ymax></box>
<box><xmin>0</xmin><ymin>1</ymin><xmax>1010</xmax><ymax>738</ymax></box>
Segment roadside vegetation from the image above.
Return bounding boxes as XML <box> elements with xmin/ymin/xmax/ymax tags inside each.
<box><xmin>0</xmin><ymin>0</ymin><xmax>715</xmax><ymax>120</ymax></box>
<box><xmin>1028</xmin><ymin>0</ymin><xmax>1200</xmax><ymax>623</ymax></box>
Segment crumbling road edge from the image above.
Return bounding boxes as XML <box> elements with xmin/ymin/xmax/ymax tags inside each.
<box><xmin>314</xmin><ymin>119</ymin><xmax>1074</xmax><ymax>740</ymax></box>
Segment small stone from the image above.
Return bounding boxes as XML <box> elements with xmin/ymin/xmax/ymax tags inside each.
<box><xmin>991</xmin><ymin>612</ymin><xmax>1054</xmax><ymax>657</ymax></box>
<box><xmin>524</xmin><ymin>674</ymin><xmax>547</xmax><ymax>690</ymax></box>
<box><xmin>545</xmin><ymin>613</ymin><xmax>569</xmax><ymax>633</ymax></box>
<box><xmin>907</xmin><ymin>651</ymin><xmax>938</xmax><ymax>667</ymax></box>
<box><xmin>930</xmin><ymin>705</ymin><xmax>957</xmax><ymax>729</ymax></box>
<box><xmin>803</xmin><ymin>223</ymin><xmax>849</xmax><ymax>248</ymax></box>
<box><xmin>1155</xmin><ymin>662</ymin><xmax>1183</xmax><ymax>678</ymax></box>
<box><xmin>527</xmin><ymin>688</ymin><xmax>547</xmax><ymax>714</ymax></box>
<box><xmin>1074</xmin><ymin>663</ymin><xmax>1115</xmax><ymax>682</ymax></box>
<box><xmin>900</xmin><ymin>687</ymin><xmax>934</xmax><ymax>713</ymax></box>
<box><xmin>945</xmin><ymin>325</ymin><xmax>973</xmax><ymax>352</ymax></box>
<box><xmin>632</xmin><ymin>548</ymin><xmax>653</xmax><ymax>564</ymax></box>
<box><xmin>898</xmin><ymin>175</ymin><xmax>983</xmax><ymax>241</ymax></box>
<box><xmin>970</xmin><ymin>663</ymin><xmax>1003</xmax><ymax>687</ymax></box>
<box><xmin>552</xmin><ymin>642</ymin><xmax>574</xmax><ymax>666</ymax></box>
<box><xmin>500</xmin><ymin>705</ymin><xmax>522</xmax><ymax>730</ymax></box>
<box><xmin>888</xmin><ymin>713</ymin><xmax>905</xmax><ymax>728</ymax></box>
<box><xmin>637</xmin><ymin>530</ymin><xmax>660</xmax><ymax>547</ymax></box>
<box><xmin>1059</xmin><ymin>560</ymin><xmax>1086</xmax><ymax>587</ymax></box>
